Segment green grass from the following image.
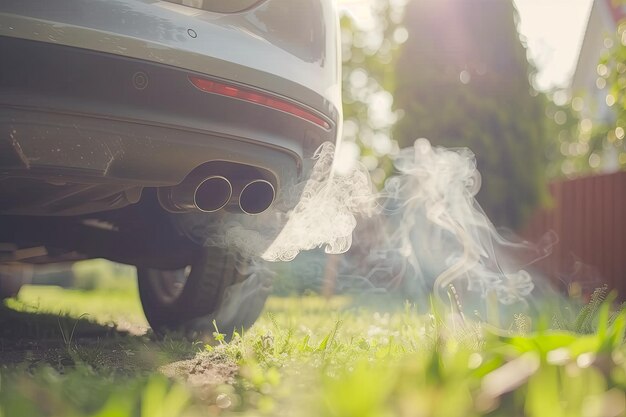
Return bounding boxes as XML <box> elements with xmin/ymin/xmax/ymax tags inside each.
<box><xmin>8</xmin><ymin>284</ymin><xmax>147</xmax><ymax>329</ymax></box>
<box><xmin>1</xmin><ymin>283</ymin><xmax>626</xmax><ymax>417</ymax></box>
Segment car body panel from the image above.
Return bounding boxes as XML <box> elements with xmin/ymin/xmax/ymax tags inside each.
<box><xmin>0</xmin><ymin>0</ymin><xmax>342</xmax><ymax>217</ymax></box>
<box><xmin>0</xmin><ymin>0</ymin><xmax>342</xmax><ymax>274</ymax></box>
<box><xmin>0</xmin><ymin>0</ymin><xmax>342</xmax><ymax>118</ymax></box>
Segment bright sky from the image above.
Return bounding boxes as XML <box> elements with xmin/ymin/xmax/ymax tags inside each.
<box><xmin>514</xmin><ymin>0</ymin><xmax>594</xmax><ymax>90</ymax></box>
<box><xmin>342</xmin><ymin>0</ymin><xmax>595</xmax><ymax>91</ymax></box>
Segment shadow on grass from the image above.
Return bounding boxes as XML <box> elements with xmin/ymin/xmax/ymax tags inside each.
<box><xmin>0</xmin><ymin>299</ymin><xmax>238</xmax><ymax>417</ymax></box>
<box><xmin>0</xmin><ymin>302</ymin><xmax>201</xmax><ymax>374</ymax></box>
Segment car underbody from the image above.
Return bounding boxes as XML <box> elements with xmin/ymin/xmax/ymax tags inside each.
<box><xmin>0</xmin><ymin>36</ymin><xmax>338</xmax><ymax>269</ymax></box>
<box><xmin>0</xmin><ymin>0</ymin><xmax>341</xmax><ymax>333</ymax></box>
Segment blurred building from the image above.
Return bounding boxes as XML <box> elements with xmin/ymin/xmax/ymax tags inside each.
<box><xmin>571</xmin><ymin>0</ymin><xmax>626</xmax><ymax>172</ymax></box>
<box><xmin>525</xmin><ymin>0</ymin><xmax>626</xmax><ymax>299</ymax></box>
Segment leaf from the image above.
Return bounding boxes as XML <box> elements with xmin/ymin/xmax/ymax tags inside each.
<box><xmin>141</xmin><ymin>377</ymin><xmax>168</xmax><ymax>417</ymax></box>
<box><xmin>317</xmin><ymin>332</ymin><xmax>332</xmax><ymax>352</ymax></box>
<box><xmin>526</xmin><ymin>365</ymin><xmax>563</xmax><ymax>417</ymax></box>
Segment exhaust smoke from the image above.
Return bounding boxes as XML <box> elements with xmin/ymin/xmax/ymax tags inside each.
<box><xmin>175</xmin><ymin>139</ymin><xmax>562</xmax><ymax>320</ymax></box>
<box><xmin>374</xmin><ymin>138</ymin><xmax>558</xmax><ymax>313</ymax></box>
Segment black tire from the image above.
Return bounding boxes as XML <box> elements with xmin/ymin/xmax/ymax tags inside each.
<box><xmin>137</xmin><ymin>246</ymin><xmax>272</xmax><ymax>339</ymax></box>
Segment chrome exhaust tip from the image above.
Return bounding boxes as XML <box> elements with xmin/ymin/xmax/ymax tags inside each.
<box><xmin>159</xmin><ymin>175</ymin><xmax>232</xmax><ymax>213</ymax></box>
<box><xmin>193</xmin><ymin>176</ymin><xmax>233</xmax><ymax>213</ymax></box>
<box><xmin>238</xmin><ymin>179</ymin><xmax>275</xmax><ymax>215</ymax></box>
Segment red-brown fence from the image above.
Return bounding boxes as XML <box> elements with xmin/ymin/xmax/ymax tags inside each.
<box><xmin>522</xmin><ymin>171</ymin><xmax>626</xmax><ymax>298</ymax></box>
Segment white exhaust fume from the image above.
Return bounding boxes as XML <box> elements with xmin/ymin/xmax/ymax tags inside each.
<box><xmin>176</xmin><ymin>139</ymin><xmax>559</xmax><ymax>317</ymax></box>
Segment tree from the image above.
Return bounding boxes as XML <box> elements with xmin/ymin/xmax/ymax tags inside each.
<box><xmin>543</xmin><ymin>91</ymin><xmax>584</xmax><ymax>178</ymax></box>
<box><xmin>598</xmin><ymin>10</ymin><xmax>626</xmax><ymax>171</ymax></box>
<box><xmin>393</xmin><ymin>0</ymin><xmax>548</xmax><ymax>228</ymax></box>
<box><xmin>549</xmin><ymin>2</ymin><xmax>626</xmax><ymax>178</ymax></box>
<box><xmin>339</xmin><ymin>0</ymin><xmax>407</xmax><ymax>186</ymax></box>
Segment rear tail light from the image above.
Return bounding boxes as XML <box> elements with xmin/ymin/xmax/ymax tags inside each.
<box><xmin>189</xmin><ymin>76</ymin><xmax>331</xmax><ymax>130</ymax></box>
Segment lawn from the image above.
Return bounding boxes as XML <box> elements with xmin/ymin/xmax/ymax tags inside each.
<box><xmin>1</xmin><ymin>281</ymin><xmax>626</xmax><ymax>417</ymax></box>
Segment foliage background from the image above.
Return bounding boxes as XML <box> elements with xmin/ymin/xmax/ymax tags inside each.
<box><xmin>340</xmin><ymin>0</ymin><xmax>554</xmax><ymax>229</ymax></box>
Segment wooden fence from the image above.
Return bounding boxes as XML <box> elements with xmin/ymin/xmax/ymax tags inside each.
<box><xmin>522</xmin><ymin>171</ymin><xmax>626</xmax><ymax>298</ymax></box>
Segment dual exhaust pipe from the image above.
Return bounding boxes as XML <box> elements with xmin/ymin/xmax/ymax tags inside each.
<box><xmin>159</xmin><ymin>173</ymin><xmax>276</xmax><ymax>215</ymax></box>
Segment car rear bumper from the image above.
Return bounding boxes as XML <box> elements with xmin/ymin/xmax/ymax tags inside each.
<box><xmin>0</xmin><ymin>36</ymin><xmax>337</xmax><ymax>215</ymax></box>
<box><xmin>0</xmin><ymin>0</ymin><xmax>342</xmax><ymax>119</ymax></box>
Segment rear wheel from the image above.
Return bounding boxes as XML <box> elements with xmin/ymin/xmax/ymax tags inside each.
<box><xmin>137</xmin><ymin>246</ymin><xmax>271</xmax><ymax>339</ymax></box>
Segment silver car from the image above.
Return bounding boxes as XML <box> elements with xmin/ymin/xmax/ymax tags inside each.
<box><xmin>0</xmin><ymin>0</ymin><xmax>341</xmax><ymax>335</ymax></box>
